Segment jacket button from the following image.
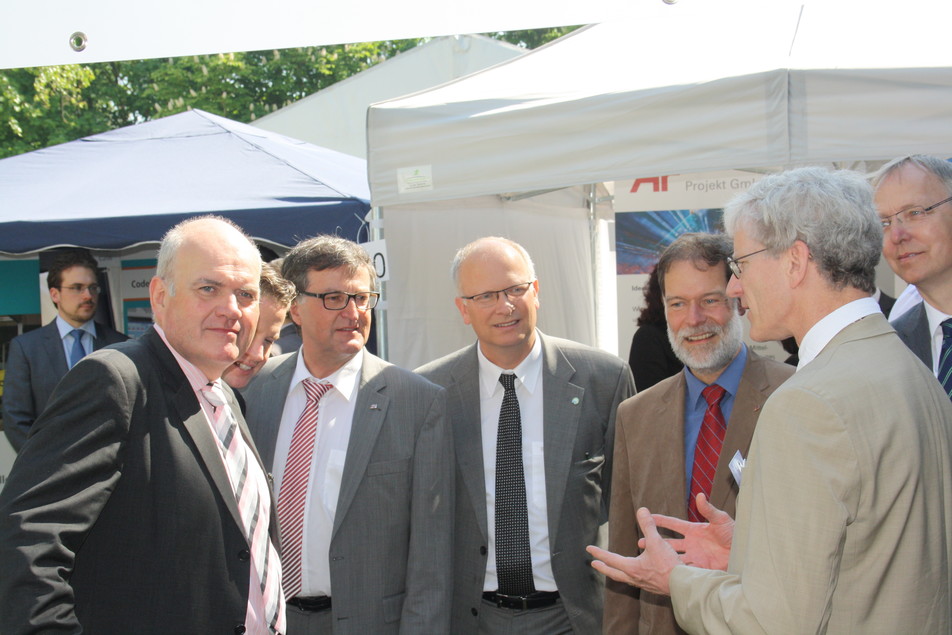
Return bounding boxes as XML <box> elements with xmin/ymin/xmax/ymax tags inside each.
<box><xmin>234</xmin><ymin>624</ymin><xmax>246</xmax><ymax>634</ymax></box>
<box><xmin>471</xmin><ymin>608</ymin><xmax>478</xmax><ymax>616</ymax></box>
<box><xmin>238</xmin><ymin>549</ymin><xmax>250</xmax><ymax>561</ymax></box>
<box><xmin>479</xmin><ymin>545</ymin><xmax>487</xmax><ymax>555</ymax></box>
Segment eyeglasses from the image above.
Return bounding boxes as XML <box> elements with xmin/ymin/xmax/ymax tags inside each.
<box><xmin>879</xmin><ymin>194</ymin><xmax>952</xmax><ymax>230</ymax></box>
<box><xmin>726</xmin><ymin>248</ymin><xmax>768</xmax><ymax>278</ymax></box>
<box><xmin>299</xmin><ymin>290</ymin><xmax>379</xmax><ymax>311</ymax></box>
<box><xmin>460</xmin><ymin>281</ymin><xmax>534</xmax><ymax>307</ymax></box>
<box><xmin>59</xmin><ymin>284</ymin><xmax>101</xmax><ymax>295</ymax></box>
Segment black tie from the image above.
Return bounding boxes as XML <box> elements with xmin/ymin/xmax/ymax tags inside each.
<box><xmin>495</xmin><ymin>373</ymin><xmax>535</xmax><ymax>596</ymax></box>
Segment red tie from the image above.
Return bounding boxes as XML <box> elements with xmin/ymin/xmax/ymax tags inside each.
<box><xmin>277</xmin><ymin>378</ymin><xmax>332</xmax><ymax>600</ymax></box>
<box><xmin>688</xmin><ymin>384</ymin><xmax>727</xmax><ymax>522</ymax></box>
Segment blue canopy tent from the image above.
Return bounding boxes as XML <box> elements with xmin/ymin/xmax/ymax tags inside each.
<box><xmin>0</xmin><ymin>109</ymin><xmax>371</xmax><ymax>255</ymax></box>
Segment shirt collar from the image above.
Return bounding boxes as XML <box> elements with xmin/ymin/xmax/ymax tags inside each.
<box><xmin>154</xmin><ymin>323</ymin><xmax>215</xmax><ymax>393</ymax></box>
<box><xmin>56</xmin><ymin>315</ymin><xmax>96</xmax><ymax>339</ymax></box>
<box><xmin>476</xmin><ymin>331</ymin><xmax>543</xmax><ymax>397</ymax></box>
<box><xmin>923</xmin><ymin>300</ymin><xmax>952</xmax><ymax>340</ymax></box>
<box><xmin>798</xmin><ymin>297</ymin><xmax>880</xmax><ymax>370</ymax></box>
<box><xmin>684</xmin><ymin>343</ymin><xmax>747</xmax><ymax>404</ymax></box>
<box><xmin>291</xmin><ymin>347</ymin><xmax>364</xmax><ymax>402</ymax></box>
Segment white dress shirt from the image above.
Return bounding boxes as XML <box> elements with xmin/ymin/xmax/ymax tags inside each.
<box><xmin>922</xmin><ymin>301</ymin><xmax>952</xmax><ymax>376</ymax></box>
<box><xmin>797</xmin><ymin>297</ymin><xmax>879</xmax><ymax>370</ymax></box>
<box><xmin>477</xmin><ymin>334</ymin><xmax>557</xmax><ymax>593</ymax></box>
<box><xmin>271</xmin><ymin>348</ymin><xmax>364</xmax><ymax>597</ymax></box>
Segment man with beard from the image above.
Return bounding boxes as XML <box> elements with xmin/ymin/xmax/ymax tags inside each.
<box><xmin>3</xmin><ymin>249</ymin><xmax>128</xmax><ymax>451</ymax></box>
<box><xmin>603</xmin><ymin>232</ymin><xmax>792</xmax><ymax>635</ymax></box>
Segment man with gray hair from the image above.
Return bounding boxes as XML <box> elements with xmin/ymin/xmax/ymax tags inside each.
<box><xmin>417</xmin><ymin>236</ymin><xmax>634</xmax><ymax>634</ymax></box>
<box><xmin>0</xmin><ymin>216</ymin><xmax>286</xmax><ymax>633</ymax></box>
<box><xmin>242</xmin><ymin>235</ymin><xmax>453</xmax><ymax>634</ymax></box>
<box><xmin>872</xmin><ymin>154</ymin><xmax>952</xmax><ymax>398</ymax></box>
<box><xmin>604</xmin><ymin>232</ymin><xmax>792</xmax><ymax>634</ymax></box>
<box><xmin>589</xmin><ymin>168</ymin><xmax>952</xmax><ymax>633</ymax></box>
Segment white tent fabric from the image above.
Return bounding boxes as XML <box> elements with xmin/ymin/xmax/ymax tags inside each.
<box><xmin>367</xmin><ymin>0</ymin><xmax>952</xmax><ymax>207</ymax></box>
<box><xmin>252</xmin><ymin>35</ymin><xmax>526</xmax><ymax>159</ymax></box>
<box><xmin>367</xmin><ymin>0</ymin><xmax>952</xmax><ymax>368</ymax></box>
<box><xmin>1</xmin><ymin>0</ymin><xmax>655</xmax><ymax>70</ymax></box>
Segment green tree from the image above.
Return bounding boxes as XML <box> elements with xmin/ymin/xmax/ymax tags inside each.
<box><xmin>0</xmin><ymin>29</ymin><xmax>577</xmax><ymax>159</ymax></box>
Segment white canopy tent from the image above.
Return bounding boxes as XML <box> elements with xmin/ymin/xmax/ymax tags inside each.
<box><xmin>252</xmin><ymin>35</ymin><xmax>526</xmax><ymax>159</ymax></box>
<box><xmin>367</xmin><ymin>0</ymin><xmax>952</xmax><ymax>369</ymax></box>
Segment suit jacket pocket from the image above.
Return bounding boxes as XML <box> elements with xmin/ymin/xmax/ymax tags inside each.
<box><xmin>382</xmin><ymin>590</ymin><xmax>406</xmax><ymax>623</ymax></box>
<box><xmin>366</xmin><ymin>457</ymin><xmax>410</xmax><ymax>477</ymax></box>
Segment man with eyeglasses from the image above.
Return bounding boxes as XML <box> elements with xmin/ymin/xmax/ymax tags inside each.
<box><xmin>588</xmin><ymin>168</ymin><xmax>952</xmax><ymax>633</ymax></box>
<box><xmin>241</xmin><ymin>235</ymin><xmax>453</xmax><ymax>634</ymax></box>
<box><xmin>603</xmin><ymin>233</ymin><xmax>792</xmax><ymax>635</ymax></box>
<box><xmin>416</xmin><ymin>236</ymin><xmax>634</xmax><ymax>634</ymax></box>
<box><xmin>2</xmin><ymin>249</ymin><xmax>127</xmax><ymax>451</ymax></box>
<box><xmin>872</xmin><ymin>154</ymin><xmax>952</xmax><ymax>398</ymax></box>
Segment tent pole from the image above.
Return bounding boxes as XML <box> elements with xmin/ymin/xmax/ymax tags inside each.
<box><xmin>586</xmin><ymin>184</ymin><xmax>600</xmax><ymax>350</ymax></box>
<box><xmin>370</xmin><ymin>205</ymin><xmax>388</xmax><ymax>361</ymax></box>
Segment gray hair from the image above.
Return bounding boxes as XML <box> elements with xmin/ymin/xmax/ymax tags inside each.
<box><xmin>723</xmin><ymin>167</ymin><xmax>880</xmax><ymax>294</ymax></box>
<box><xmin>282</xmin><ymin>235</ymin><xmax>377</xmax><ymax>300</ymax></box>
<box><xmin>655</xmin><ymin>232</ymin><xmax>733</xmax><ymax>296</ymax></box>
<box><xmin>450</xmin><ymin>237</ymin><xmax>537</xmax><ymax>291</ymax></box>
<box><xmin>156</xmin><ymin>215</ymin><xmax>259</xmax><ymax>295</ymax></box>
<box><xmin>870</xmin><ymin>154</ymin><xmax>952</xmax><ymax>193</ymax></box>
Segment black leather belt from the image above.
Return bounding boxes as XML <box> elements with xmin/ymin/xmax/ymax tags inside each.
<box><xmin>482</xmin><ymin>591</ymin><xmax>560</xmax><ymax>610</ymax></box>
<box><xmin>287</xmin><ymin>596</ymin><xmax>332</xmax><ymax>612</ymax></box>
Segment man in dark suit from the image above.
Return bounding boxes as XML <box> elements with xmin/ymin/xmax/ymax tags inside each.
<box><xmin>241</xmin><ymin>235</ymin><xmax>453</xmax><ymax>634</ymax></box>
<box><xmin>3</xmin><ymin>250</ymin><xmax>127</xmax><ymax>450</ymax></box>
<box><xmin>872</xmin><ymin>154</ymin><xmax>952</xmax><ymax>393</ymax></box>
<box><xmin>604</xmin><ymin>233</ymin><xmax>793</xmax><ymax>634</ymax></box>
<box><xmin>0</xmin><ymin>216</ymin><xmax>287</xmax><ymax>633</ymax></box>
<box><xmin>416</xmin><ymin>236</ymin><xmax>634</xmax><ymax>634</ymax></box>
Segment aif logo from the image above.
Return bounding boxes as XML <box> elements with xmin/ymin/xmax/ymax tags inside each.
<box><xmin>630</xmin><ymin>175</ymin><xmax>669</xmax><ymax>193</ymax></box>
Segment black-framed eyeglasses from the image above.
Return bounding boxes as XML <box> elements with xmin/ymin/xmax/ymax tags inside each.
<box><xmin>726</xmin><ymin>248</ymin><xmax>768</xmax><ymax>278</ymax></box>
<box><xmin>59</xmin><ymin>284</ymin><xmax>102</xmax><ymax>295</ymax></box>
<box><xmin>299</xmin><ymin>290</ymin><xmax>379</xmax><ymax>311</ymax></box>
<box><xmin>879</xmin><ymin>194</ymin><xmax>952</xmax><ymax>230</ymax></box>
<box><xmin>460</xmin><ymin>281</ymin><xmax>534</xmax><ymax>307</ymax></box>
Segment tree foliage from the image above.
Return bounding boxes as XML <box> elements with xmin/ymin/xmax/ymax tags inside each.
<box><xmin>0</xmin><ymin>28</ymin><xmax>579</xmax><ymax>159</ymax></box>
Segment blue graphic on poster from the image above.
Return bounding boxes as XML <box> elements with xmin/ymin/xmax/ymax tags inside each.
<box><xmin>615</xmin><ymin>209</ymin><xmax>724</xmax><ymax>275</ymax></box>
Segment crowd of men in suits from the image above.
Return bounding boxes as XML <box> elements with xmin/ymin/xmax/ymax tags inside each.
<box><xmin>1</xmin><ymin>154</ymin><xmax>951</xmax><ymax>634</ymax></box>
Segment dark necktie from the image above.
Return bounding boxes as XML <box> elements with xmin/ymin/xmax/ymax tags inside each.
<box><xmin>688</xmin><ymin>384</ymin><xmax>727</xmax><ymax>522</ymax></box>
<box><xmin>68</xmin><ymin>329</ymin><xmax>87</xmax><ymax>368</ymax></box>
<box><xmin>495</xmin><ymin>373</ymin><xmax>535</xmax><ymax>596</ymax></box>
<box><xmin>937</xmin><ymin>319</ymin><xmax>952</xmax><ymax>401</ymax></box>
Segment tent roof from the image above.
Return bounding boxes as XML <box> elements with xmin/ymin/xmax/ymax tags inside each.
<box><xmin>0</xmin><ymin>109</ymin><xmax>370</xmax><ymax>255</ymax></box>
<box><xmin>253</xmin><ymin>35</ymin><xmax>527</xmax><ymax>158</ymax></box>
<box><xmin>367</xmin><ymin>0</ymin><xmax>952</xmax><ymax>207</ymax></box>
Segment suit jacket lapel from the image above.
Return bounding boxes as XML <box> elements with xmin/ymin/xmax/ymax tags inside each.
<box><xmin>540</xmin><ymin>335</ymin><xmax>583</xmax><ymax>548</ymax></box>
<box><xmin>451</xmin><ymin>346</ymin><xmax>489</xmax><ymax>540</ymax></box>
<box><xmin>333</xmin><ymin>353</ymin><xmax>389</xmax><ymax>539</ymax></box>
<box><xmin>252</xmin><ymin>354</ymin><xmax>297</xmax><ymax>471</ymax></box>
<box><xmin>143</xmin><ymin>329</ymin><xmax>246</xmax><ymax>533</ymax></box>
<box><xmin>42</xmin><ymin>321</ymin><xmax>69</xmax><ymax>376</ymax></box>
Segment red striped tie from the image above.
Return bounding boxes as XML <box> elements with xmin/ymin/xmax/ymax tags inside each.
<box><xmin>277</xmin><ymin>379</ymin><xmax>332</xmax><ymax>600</ymax></box>
<box><xmin>688</xmin><ymin>384</ymin><xmax>727</xmax><ymax>522</ymax></box>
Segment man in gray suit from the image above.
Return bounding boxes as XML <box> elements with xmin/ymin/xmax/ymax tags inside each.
<box><xmin>416</xmin><ymin>236</ymin><xmax>634</xmax><ymax>634</ymax></box>
<box><xmin>589</xmin><ymin>168</ymin><xmax>952</xmax><ymax>632</ymax></box>
<box><xmin>241</xmin><ymin>235</ymin><xmax>453</xmax><ymax>634</ymax></box>
<box><xmin>3</xmin><ymin>249</ymin><xmax>127</xmax><ymax>450</ymax></box>
<box><xmin>0</xmin><ymin>216</ymin><xmax>286</xmax><ymax>633</ymax></box>
<box><xmin>872</xmin><ymin>154</ymin><xmax>952</xmax><ymax>396</ymax></box>
<box><xmin>604</xmin><ymin>233</ymin><xmax>793</xmax><ymax>634</ymax></box>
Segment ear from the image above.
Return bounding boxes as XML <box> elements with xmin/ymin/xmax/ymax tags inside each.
<box><xmin>786</xmin><ymin>240</ymin><xmax>811</xmax><ymax>287</ymax></box>
<box><xmin>455</xmin><ymin>296</ymin><xmax>472</xmax><ymax>326</ymax></box>
<box><xmin>49</xmin><ymin>287</ymin><xmax>61</xmax><ymax>308</ymax></box>
<box><xmin>149</xmin><ymin>276</ymin><xmax>167</xmax><ymax>322</ymax></box>
<box><xmin>531</xmin><ymin>279</ymin><xmax>540</xmax><ymax>309</ymax></box>
<box><xmin>290</xmin><ymin>301</ymin><xmax>303</xmax><ymax>327</ymax></box>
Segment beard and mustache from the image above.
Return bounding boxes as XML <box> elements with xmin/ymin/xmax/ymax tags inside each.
<box><xmin>667</xmin><ymin>303</ymin><xmax>744</xmax><ymax>375</ymax></box>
